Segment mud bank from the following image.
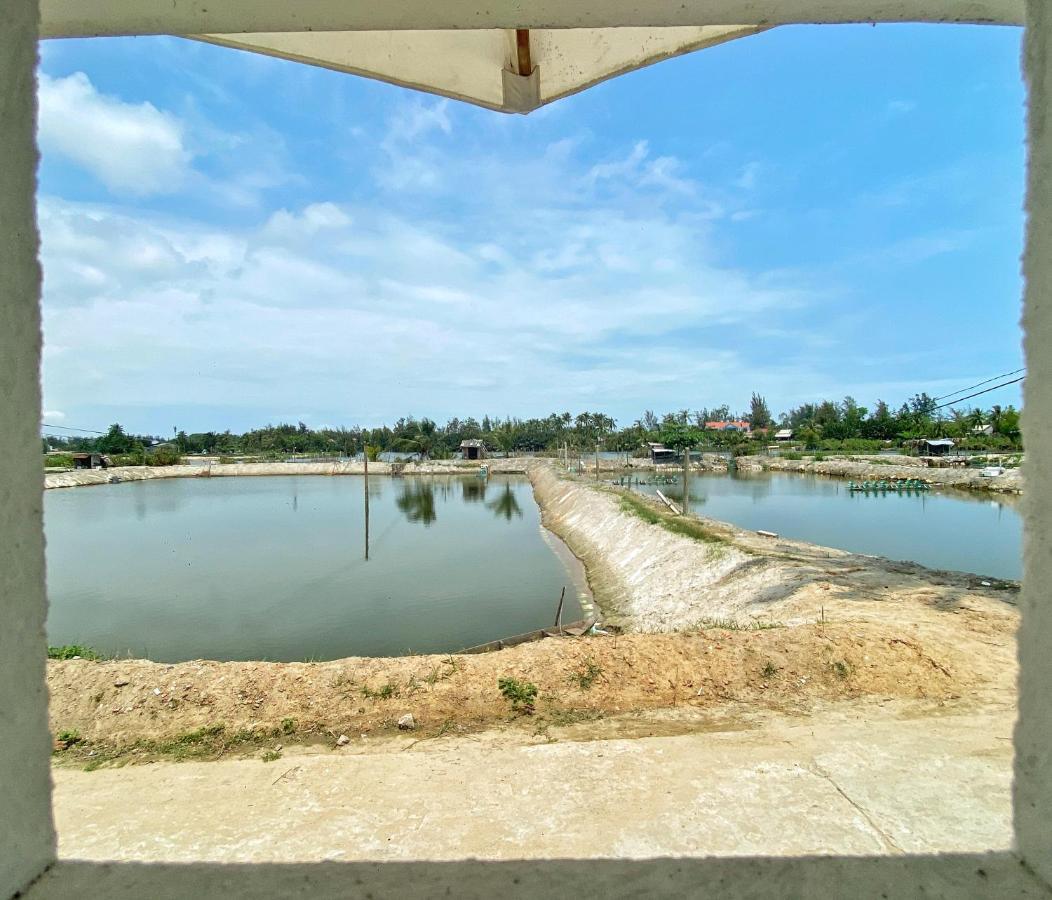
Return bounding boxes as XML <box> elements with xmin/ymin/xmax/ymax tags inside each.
<box><xmin>735</xmin><ymin>454</ymin><xmax>1023</xmax><ymax>494</ymax></box>
<box><xmin>44</xmin><ymin>459</ymin><xmax>529</xmax><ymax>490</ymax></box>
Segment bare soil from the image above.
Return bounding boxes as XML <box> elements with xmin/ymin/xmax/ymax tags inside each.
<box><xmin>49</xmin><ymin>613</ymin><xmax>1014</xmax><ymax>768</ymax></box>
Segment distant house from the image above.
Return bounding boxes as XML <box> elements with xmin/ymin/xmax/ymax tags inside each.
<box><xmin>921</xmin><ymin>438</ymin><xmax>955</xmax><ymax>456</ymax></box>
<box><xmin>72</xmin><ymin>452</ymin><xmax>110</xmax><ymax>470</ymax></box>
<box><xmin>460</xmin><ymin>439</ymin><xmax>486</xmax><ymax>461</ymax></box>
<box><xmin>972</xmin><ymin>424</ymin><xmax>995</xmax><ymax>436</ymax></box>
<box><xmin>774</xmin><ymin>429</ymin><xmax>794</xmax><ymax>442</ymax></box>
<box><xmin>646</xmin><ymin>442</ymin><xmax>679</xmax><ymax>464</ymax></box>
<box><xmin>705</xmin><ymin>420</ymin><xmax>751</xmax><ymax>433</ymax></box>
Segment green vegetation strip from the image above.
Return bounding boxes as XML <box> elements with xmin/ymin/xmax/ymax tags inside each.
<box><xmin>617</xmin><ymin>491</ymin><xmax>729</xmax><ymax>546</ymax></box>
<box><xmin>48</xmin><ymin>645</ymin><xmax>101</xmax><ymax>660</ymax></box>
<box><xmin>56</xmin><ymin>722</ymin><xmax>291</xmax><ymax>770</ymax></box>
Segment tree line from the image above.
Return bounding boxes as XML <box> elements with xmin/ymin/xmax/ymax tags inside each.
<box><xmin>42</xmin><ymin>393</ymin><xmax>1022</xmax><ymax>461</ymax></box>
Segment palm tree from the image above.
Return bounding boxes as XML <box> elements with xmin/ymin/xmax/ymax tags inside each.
<box><xmin>395</xmin><ymin>419</ymin><xmax>439</xmax><ymax>460</ymax></box>
<box><xmin>490</xmin><ymin>424</ymin><xmax>518</xmax><ymax>458</ymax></box>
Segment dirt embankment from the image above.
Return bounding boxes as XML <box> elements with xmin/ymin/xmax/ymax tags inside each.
<box><xmin>735</xmin><ymin>454</ymin><xmax>1023</xmax><ymax>494</ymax></box>
<box><xmin>48</xmin><ymin>622</ymin><xmax>1004</xmax><ymax>765</ymax></box>
<box><xmin>44</xmin><ymin>458</ymin><xmax>531</xmax><ymax>490</ymax></box>
<box><xmin>528</xmin><ymin>463</ymin><xmax>1018</xmax><ymax>633</ymax></box>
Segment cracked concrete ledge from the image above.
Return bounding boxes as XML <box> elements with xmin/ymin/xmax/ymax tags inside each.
<box><xmin>44</xmin><ymin>706</ymin><xmax>1016</xmax><ymax>863</ymax></box>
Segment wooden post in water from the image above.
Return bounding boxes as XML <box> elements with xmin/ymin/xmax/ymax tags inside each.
<box><xmin>364</xmin><ymin>449</ymin><xmax>370</xmax><ymax>561</ymax></box>
<box><xmin>554</xmin><ymin>586</ymin><xmax>566</xmax><ymax>630</ymax></box>
<box><xmin>682</xmin><ymin>446</ymin><xmax>690</xmax><ymax>513</ymax></box>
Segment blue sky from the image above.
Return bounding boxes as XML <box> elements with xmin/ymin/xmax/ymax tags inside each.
<box><xmin>36</xmin><ymin>24</ymin><xmax>1025</xmax><ymax>435</ymax></box>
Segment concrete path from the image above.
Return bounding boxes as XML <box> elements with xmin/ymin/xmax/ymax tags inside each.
<box><xmin>52</xmin><ymin>703</ymin><xmax>1013</xmax><ymax>862</ymax></box>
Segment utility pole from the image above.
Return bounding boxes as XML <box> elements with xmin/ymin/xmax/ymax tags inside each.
<box><xmin>364</xmin><ymin>449</ymin><xmax>370</xmax><ymax>561</ymax></box>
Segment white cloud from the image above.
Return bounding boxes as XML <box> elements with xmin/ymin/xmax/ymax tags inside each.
<box><xmin>38</xmin><ymin>73</ymin><xmax>192</xmax><ymax>196</ymax></box>
<box><xmin>886</xmin><ymin>99</ymin><xmax>917</xmax><ymax>117</ymax></box>
<box><xmin>384</xmin><ymin>98</ymin><xmax>453</xmax><ymax>144</ymax></box>
<box><xmin>734</xmin><ymin>162</ymin><xmax>761</xmax><ymax>191</ymax></box>
<box><xmin>38</xmin><ymin>160</ymin><xmax>817</xmax><ymax>428</ymax></box>
<box><xmin>587</xmin><ymin>140</ymin><xmax>695</xmax><ymax>195</ymax></box>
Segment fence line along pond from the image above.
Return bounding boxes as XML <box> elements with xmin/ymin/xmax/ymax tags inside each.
<box><xmin>44</xmin><ymin>474</ymin><xmax>589</xmax><ymax>663</ymax></box>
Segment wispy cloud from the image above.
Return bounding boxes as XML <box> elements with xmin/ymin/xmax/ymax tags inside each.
<box><xmin>38</xmin><ymin>72</ymin><xmax>192</xmax><ymax>195</ymax></box>
<box><xmin>885</xmin><ymin>99</ymin><xmax>917</xmax><ymax>117</ymax></box>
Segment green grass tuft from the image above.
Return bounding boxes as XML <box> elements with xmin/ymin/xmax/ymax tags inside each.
<box><xmin>361</xmin><ymin>681</ymin><xmax>399</xmax><ymax>700</ymax></box>
<box><xmin>570</xmin><ymin>658</ymin><xmax>603</xmax><ymax>691</ymax></box>
<box><xmin>829</xmin><ymin>660</ymin><xmax>851</xmax><ymax>679</ymax></box>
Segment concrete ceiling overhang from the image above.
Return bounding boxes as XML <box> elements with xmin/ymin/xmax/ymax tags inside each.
<box><xmin>38</xmin><ymin>1</ymin><xmax>1025</xmax><ymax>115</ymax></box>
<box><xmin>194</xmin><ymin>26</ymin><xmax>764</xmax><ymax>114</ymax></box>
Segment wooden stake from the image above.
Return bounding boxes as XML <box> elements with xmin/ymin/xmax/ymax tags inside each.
<box><xmin>515</xmin><ymin>28</ymin><xmax>532</xmax><ymax>76</ymax></box>
<box><xmin>554</xmin><ymin>586</ymin><xmax>566</xmax><ymax>629</ymax></box>
<box><xmin>364</xmin><ymin>449</ymin><xmax>370</xmax><ymax>561</ymax></box>
<box><xmin>682</xmin><ymin>446</ymin><xmax>690</xmax><ymax>513</ymax></box>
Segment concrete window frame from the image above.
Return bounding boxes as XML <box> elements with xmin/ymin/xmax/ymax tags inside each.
<box><xmin>2</xmin><ymin>0</ymin><xmax>1049</xmax><ymax>896</ymax></box>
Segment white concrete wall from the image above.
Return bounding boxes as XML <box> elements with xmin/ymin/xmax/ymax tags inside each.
<box><xmin>3</xmin><ymin>0</ymin><xmax>1050</xmax><ymax>897</ymax></box>
<box><xmin>0</xmin><ymin>0</ymin><xmax>56</xmax><ymax>896</ymax></box>
<box><xmin>1016</xmin><ymin>0</ymin><xmax>1052</xmax><ymax>883</ymax></box>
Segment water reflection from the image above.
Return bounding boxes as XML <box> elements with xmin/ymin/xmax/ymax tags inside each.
<box><xmin>396</xmin><ymin>482</ymin><xmax>437</xmax><ymax>525</ymax></box>
<box><xmin>397</xmin><ymin>479</ymin><xmax>523</xmax><ymax>524</ymax></box>
<box><xmin>486</xmin><ymin>483</ymin><xmax>523</xmax><ymax>521</ymax></box>
<box><xmin>462</xmin><ymin>479</ymin><xmax>488</xmax><ymax>503</ymax></box>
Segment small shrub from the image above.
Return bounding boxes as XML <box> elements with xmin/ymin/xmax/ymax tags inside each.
<box><xmin>280</xmin><ymin>718</ymin><xmax>296</xmax><ymax>735</ymax></box>
<box><xmin>261</xmin><ymin>749</ymin><xmax>282</xmax><ymax>763</ymax></box>
<box><xmin>56</xmin><ymin>728</ymin><xmax>83</xmax><ymax>746</ymax></box>
<box><xmin>812</xmin><ymin>452</ymin><xmax>826</xmax><ymax>462</ymax></box>
<box><xmin>148</xmin><ymin>447</ymin><xmax>183</xmax><ymax>466</ymax></box>
<box><xmin>498</xmin><ymin>676</ymin><xmax>539</xmax><ymax>714</ymax></box>
<box><xmin>571</xmin><ymin>658</ymin><xmax>603</xmax><ymax>691</ymax></box>
<box><xmin>781</xmin><ymin>451</ymin><xmax>803</xmax><ymax>461</ymax></box>
<box><xmin>761</xmin><ymin>661</ymin><xmax>779</xmax><ymax>679</ymax></box>
<box><xmin>829</xmin><ymin>660</ymin><xmax>851</xmax><ymax>679</ymax></box>
<box><xmin>362</xmin><ymin>681</ymin><xmax>399</xmax><ymax>700</ymax></box>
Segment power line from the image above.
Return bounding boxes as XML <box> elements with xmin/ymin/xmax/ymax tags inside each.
<box><xmin>931</xmin><ymin>375</ymin><xmax>1025</xmax><ymax>413</ymax></box>
<box><xmin>40</xmin><ymin>423</ymin><xmax>106</xmax><ymax>435</ymax></box>
<box><xmin>932</xmin><ymin>368</ymin><xmax>1026</xmax><ymax>403</ymax></box>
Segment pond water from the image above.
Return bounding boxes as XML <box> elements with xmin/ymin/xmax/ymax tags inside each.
<box><xmin>44</xmin><ymin>475</ymin><xmax>587</xmax><ymax>662</ymax></box>
<box><xmin>634</xmin><ymin>471</ymin><xmax>1021</xmax><ymax>580</ymax></box>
